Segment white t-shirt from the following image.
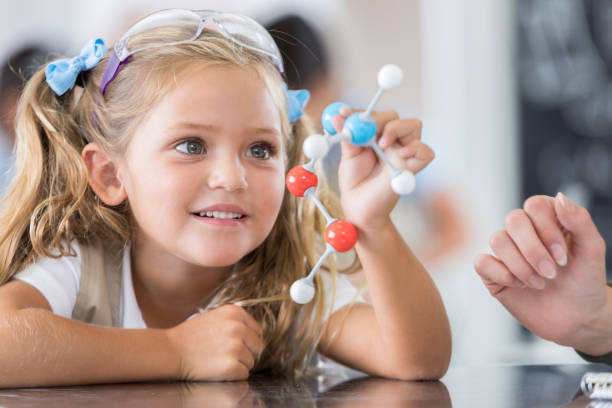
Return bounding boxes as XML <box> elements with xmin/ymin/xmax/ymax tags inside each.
<box><xmin>13</xmin><ymin>242</ymin><xmax>362</xmax><ymax>328</ymax></box>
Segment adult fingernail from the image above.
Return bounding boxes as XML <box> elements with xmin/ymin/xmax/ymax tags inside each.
<box><xmin>529</xmin><ymin>275</ymin><xmax>546</xmax><ymax>290</ymax></box>
<box><xmin>556</xmin><ymin>192</ymin><xmax>575</xmax><ymax>213</ymax></box>
<box><xmin>538</xmin><ymin>260</ymin><xmax>557</xmax><ymax>279</ymax></box>
<box><xmin>550</xmin><ymin>243</ymin><xmax>567</xmax><ymax>266</ymax></box>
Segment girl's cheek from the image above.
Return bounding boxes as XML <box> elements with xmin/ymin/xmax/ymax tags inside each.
<box><xmin>275</xmin><ymin>167</ymin><xmax>287</xmax><ymax>196</ymax></box>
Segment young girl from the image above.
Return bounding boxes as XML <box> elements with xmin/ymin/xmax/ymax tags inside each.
<box><xmin>0</xmin><ymin>9</ymin><xmax>451</xmax><ymax>387</ymax></box>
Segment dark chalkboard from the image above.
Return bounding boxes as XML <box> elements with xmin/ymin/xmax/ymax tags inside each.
<box><xmin>519</xmin><ymin>0</ymin><xmax>612</xmax><ymax>277</ymax></box>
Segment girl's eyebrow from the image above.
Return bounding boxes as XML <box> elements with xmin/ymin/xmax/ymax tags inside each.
<box><xmin>166</xmin><ymin>122</ymin><xmax>219</xmax><ymax>132</ymax></box>
<box><xmin>251</xmin><ymin>126</ymin><xmax>281</xmax><ymax>137</ymax></box>
<box><xmin>167</xmin><ymin>122</ymin><xmax>281</xmax><ymax>137</ymax></box>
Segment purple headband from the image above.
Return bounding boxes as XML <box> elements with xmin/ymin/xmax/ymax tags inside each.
<box><xmin>100</xmin><ymin>50</ymin><xmax>128</xmax><ymax>94</ymax></box>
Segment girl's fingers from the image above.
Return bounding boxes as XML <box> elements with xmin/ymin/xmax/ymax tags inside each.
<box><xmin>489</xmin><ymin>228</ymin><xmax>547</xmax><ymax>290</ymax></box>
<box><xmin>332</xmin><ymin>110</ymin><xmax>350</xmax><ymax>133</ymax></box>
<box><xmin>334</xmin><ymin>108</ymin><xmax>402</xmax><ymax>142</ymax></box>
<box><xmin>236</xmin><ymin>345</ymin><xmax>255</xmax><ymax>371</ymax></box>
<box><xmin>523</xmin><ymin>195</ymin><xmax>568</xmax><ymax>267</ymax></box>
<box><xmin>370</xmin><ymin>110</ymin><xmax>400</xmax><ymax>134</ymax></box>
<box><xmin>339</xmin><ymin>140</ymin><xmax>366</xmax><ymax>160</ymax></box>
<box><xmin>397</xmin><ymin>141</ymin><xmax>435</xmax><ymax>174</ymax></box>
<box><xmin>474</xmin><ymin>253</ymin><xmax>524</xmax><ymax>295</ymax></box>
<box><xmin>236</xmin><ymin>308</ymin><xmax>262</xmax><ymax>337</ymax></box>
<box><xmin>339</xmin><ymin>105</ymin><xmax>357</xmax><ymax>117</ymax></box>
<box><xmin>384</xmin><ymin>140</ymin><xmax>434</xmax><ymax>175</ymax></box>
<box><xmin>219</xmin><ymin>305</ymin><xmax>262</xmax><ymax>337</ymax></box>
<box><xmin>504</xmin><ymin>208</ymin><xmax>559</xmax><ymax>280</ymax></box>
<box><xmin>241</xmin><ymin>323</ymin><xmax>264</xmax><ymax>358</ymax></box>
<box><xmin>378</xmin><ymin>118</ymin><xmax>423</xmax><ymax>149</ymax></box>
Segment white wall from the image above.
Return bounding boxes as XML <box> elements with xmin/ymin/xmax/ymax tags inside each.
<box><xmin>420</xmin><ymin>0</ymin><xmax>583</xmax><ymax>366</ymax></box>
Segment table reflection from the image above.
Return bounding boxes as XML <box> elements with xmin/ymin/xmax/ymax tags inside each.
<box><xmin>316</xmin><ymin>377</ymin><xmax>451</xmax><ymax>408</ymax></box>
<box><xmin>0</xmin><ymin>381</ymin><xmax>250</xmax><ymax>408</ymax></box>
<box><xmin>0</xmin><ymin>375</ymin><xmax>450</xmax><ymax>407</ymax></box>
<box><xmin>3</xmin><ymin>363</ymin><xmax>610</xmax><ymax>407</ymax></box>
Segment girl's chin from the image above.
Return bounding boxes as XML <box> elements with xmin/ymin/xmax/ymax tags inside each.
<box><xmin>187</xmin><ymin>247</ymin><xmax>250</xmax><ymax>267</ymax></box>
<box><xmin>179</xmin><ymin>237</ymin><xmax>262</xmax><ymax>266</ymax></box>
<box><xmin>196</xmin><ymin>259</ymin><xmax>240</xmax><ymax>268</ymax></box>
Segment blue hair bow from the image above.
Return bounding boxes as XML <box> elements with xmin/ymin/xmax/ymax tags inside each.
<box><xmin>45</xmin><ymin>38</ymin><xmax>108</xmax><ymax>96</ymax></box>
<box><xmin>285</xmin><ymin>84</ymin><xmax>310</xmax><ymax>124</ymax></box>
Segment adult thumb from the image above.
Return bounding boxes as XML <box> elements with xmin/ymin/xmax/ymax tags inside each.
<box><xmin>554</xmin><ymin>192</ymin><xmax>605</xmax><ymax>257</ymax></box>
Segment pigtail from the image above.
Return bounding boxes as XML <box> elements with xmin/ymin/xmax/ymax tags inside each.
<box><xmin>0</xmin><ymin>67</ymin><xmax>126</xmax><ymax>284</ymax></box>
<box><xmin>0</xmin><ymin>69</ymin><xmax>83</xmax><ymax>282</ymax></box>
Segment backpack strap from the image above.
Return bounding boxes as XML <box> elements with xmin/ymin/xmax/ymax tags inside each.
<box><xmin>71</xmin><ymin>242</ymin><xmax>123</xmax><ymax>327</ymax></box>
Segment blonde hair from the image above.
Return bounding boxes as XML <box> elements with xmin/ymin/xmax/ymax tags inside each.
<box><xmin>0</xmin><ymin>27</ymin><xmax>359</xmax><ymax>376</ymax></box>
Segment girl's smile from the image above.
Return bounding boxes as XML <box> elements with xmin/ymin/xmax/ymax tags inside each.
<box><xmin>190</xmin><ymin>203</ymin><xmax>248</xmax><ymax>227</ymax></box>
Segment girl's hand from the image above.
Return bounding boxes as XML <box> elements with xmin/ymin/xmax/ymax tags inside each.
<box><xmin>474</xmin><ymin>193</ymin><xmax>610</xmax><ymax>354</ymax></box>
<box><xmin>165</xmin><ymin>304</ymin><xmax>263</xmax><ymax>381</ymax></box>
<box><xmin>333</xmin><ymin>107</ymin><xmax>434</xmax><ymax>230</ymax></box>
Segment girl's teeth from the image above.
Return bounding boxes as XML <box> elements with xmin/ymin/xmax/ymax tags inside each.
<box><xmin>198</xmin><ymin>211</ymin><xmax>242</xmax><ymax>219</ymax></box>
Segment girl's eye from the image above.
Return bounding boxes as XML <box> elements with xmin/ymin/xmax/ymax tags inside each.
<box><xmin>247</xmin><ymin>143</ymin><xmax>275</xmax><ymax>160</ymax></box>
<box><xmin>176</xmin><ymin>140</ymin><xmax>205</xmax><ymax>155</ymax></box>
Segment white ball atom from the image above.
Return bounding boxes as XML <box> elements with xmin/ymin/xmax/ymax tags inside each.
<box><xmin>378</xmin><ymin>64</ymin><xmax>404</xmax><ymax>90</ymax></box>
<box><xmin>303</xmin><ymin>134</ymin><xmax>329</xmax><ymax>160</ymax></box>
<box><xmin>290</xmin><ymin>279</ymin><xmax>315</xmax><ymax>304</ymax></box>
<box><xmin>391</xmin><ymin>171</ymin><xmax>416</xmax><ymax>195</ymax></box>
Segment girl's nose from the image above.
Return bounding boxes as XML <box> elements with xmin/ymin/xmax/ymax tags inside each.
<box><xmin>207</xmin><ymin>155</ymin><xmax>248</xmax><ymax>191</ymax></box>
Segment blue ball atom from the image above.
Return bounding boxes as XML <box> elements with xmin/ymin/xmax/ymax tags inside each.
<box><xmin>321</xmin><ymin>102</ymin><xmax>346</xmax><ymax>135</ymax></box>
<box><xmin>345</xmin><ymin>113</ymin><xmax>377</xmax><ymax>146</ymax></box>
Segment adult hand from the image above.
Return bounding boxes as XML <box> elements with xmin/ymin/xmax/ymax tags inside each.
<box><xmin>474</xmin><ymin>193</ymin><xmax>612</xmax><ymax>355</ymax></box>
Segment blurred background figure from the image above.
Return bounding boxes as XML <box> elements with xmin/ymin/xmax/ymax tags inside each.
<box><xmin>265</xmin><ymin>14</ymin><xmax>340</xmax><ymax>128</ymax></box>
<box><xmin>0</xmin><ymin>45</ymin><xmax>51</xmax><ymax>197</ymax></box>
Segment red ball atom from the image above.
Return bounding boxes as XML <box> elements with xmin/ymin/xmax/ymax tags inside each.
<box><xmin>325</xmin><ymin>221</ymin><xmax>358</xmax><ymax>252</ymax></box>
<box><xmin>286</xmin><ymin>166</ymin><xmax>318</xmax><ymax>197</ymax></box>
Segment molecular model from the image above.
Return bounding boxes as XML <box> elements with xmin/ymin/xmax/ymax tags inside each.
<box><xmin>286</xmin><ymin>64</ymin><xmax>415</xmax><ymax>304</ymax></box>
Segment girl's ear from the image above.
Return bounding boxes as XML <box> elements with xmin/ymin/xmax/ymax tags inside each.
<box><xmin>81</xmin><ymin>143</ymin><xmax>127</xmax><ymax>206</ymax></box>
